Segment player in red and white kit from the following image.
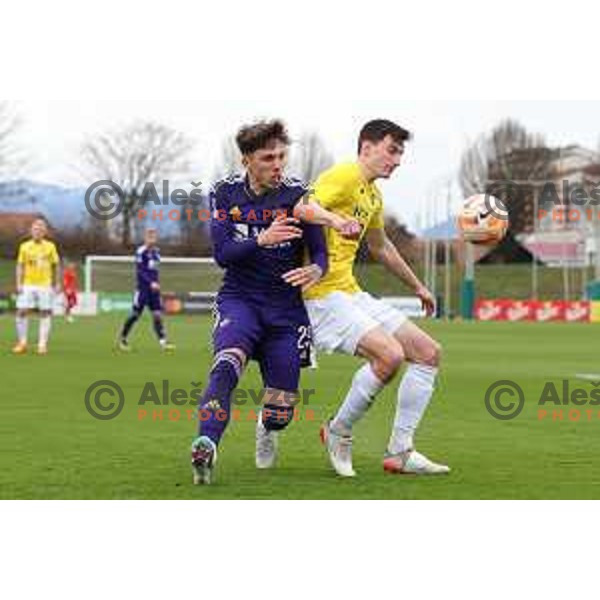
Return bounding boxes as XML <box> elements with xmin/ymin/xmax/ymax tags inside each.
<box><xmin>63</xmin><ymin>262</ymin><xmax>78</xmax><ymax>323</ymax></box>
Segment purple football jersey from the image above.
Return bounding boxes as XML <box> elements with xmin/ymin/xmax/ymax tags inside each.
<box><xmin>135</xmin><ymin>245</ymin><xmax>160</xmax><ymax>290</ymax></box>
<box><xmin>210</xmin><ymin>175</ymin><xmax>327</xmax><ymax>306</ymax></box>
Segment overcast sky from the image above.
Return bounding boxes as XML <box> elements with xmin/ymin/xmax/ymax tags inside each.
<box><xmin>12</xmin><ymin>100</ymin><xmax>600</xmax><ymax>231</ymax></box>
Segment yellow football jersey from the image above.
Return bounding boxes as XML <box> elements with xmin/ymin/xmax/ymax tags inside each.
<box><xmin>17</xmin><ymin>239</ymin><xmax>59</xmax><ymax>287</ymax></box>
<box><xmin>304</xmin><ymin>162</ymin><xmax>384</xmax><ymax>300</ymax></box>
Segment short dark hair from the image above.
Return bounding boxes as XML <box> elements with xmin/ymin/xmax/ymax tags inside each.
<box><xmin>236</xmin><ymin>119</ymin><xmax>291</xmax><ymax>156</ymax></box>
<box><xmin>358</xmin><ymin>119</ymin><xmax>412</xmax><ymax>153</ymax></box>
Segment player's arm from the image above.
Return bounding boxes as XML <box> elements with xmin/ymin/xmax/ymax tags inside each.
<box><xmin>52</xmin><ymin>248</ymin><xmax>61</xmax><ymax>292</ymax></box>
<box><xmin>16</xmin><ymin>244</ymin><xmax>25</xmax><ymax>292</ymax></box>
<box><xmin>211</xmin><ymin>213</ymin><xmax>260</xmax><ymax>267</ymax></box>
<box><xmin>150</xmin><ymin>255</ymin><xmax>162</xmax><ymax>292</ymax></box>
<box><xmin>53</xmin><ymin>262</ymin><xmax>62</xmax><ymax>293</ymax></box>
<box><xmin>211</xmin><ymin>194</ymin><xmax>302</xmax><ymax>267</ymax></box>
<box><xmin>366</xmin><ymin>228</ymin><xmax>436</xmax><ymax>316</ymax></box>
<box><xmin>294</xmin><ymin>197</ymin><xmax>360</xmax><ymax>238</ymax></box>
<box><xmin>282</xmin><ymin>224</ymin><xmax>328</xmax><ymax>292</ymax></box>
<box><xmin>294</xmin><ymin>170</ymin><xmax>361</xmax><ymax>238</ymax></box>
<box><xmin>15</xmin><ymin>263</ymin><xmax>24</xmax><ymax>292</ymax></box>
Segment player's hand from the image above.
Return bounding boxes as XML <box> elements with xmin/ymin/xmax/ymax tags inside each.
<box><xmin>151</xmin><ymin>282</ymin><xmax>161</xmax><ymax>292</ymax></box>
<box><xmin>333</xmin><ymin>216</ymin><xmax>363</xmax><ymax>240</ymax></box>
<box><xmin>415</xmin><ymin>284</ymin><xmax>436</xmax><ymax>317</ymax></box>
<box><xmin>282</xmin><ymin>264</ymin><xmax>323</xmax><ymax>292</ymax></box>
<box><xmin>258</xmin><ymin>218</ymin><xmax>303</xmax><ymax>247</ymax></box>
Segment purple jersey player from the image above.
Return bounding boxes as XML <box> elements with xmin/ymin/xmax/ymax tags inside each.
<box><xmin>118</xmin><ymin>228</ymin><xmax>175</xmax><ymax>352</ymax></box>
<box><xmin>191</xmin><ymin>120</ymin><xmax>360</xmax><ymax>485</ymax></box>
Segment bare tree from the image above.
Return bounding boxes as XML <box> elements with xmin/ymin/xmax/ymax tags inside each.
<box><xmin>0</xmin><ymin>103</ymin><xmax>28</xmax><ymax>210</ymax></box>
<box><xmin>80</xmin><ymin>121</ymin><xmax>194</xmax><ymax>247</ymax></box>
<box><xmin>0</xmin><ymin>102</ymin><xmax>25</xmax><ymax>179</ymax></box>
<box><xmin>177</xmin><ymin>179</ymin><xmax>211</xmax><ymax>253</ymax></box>
<box><xmin>459</xmin><ymin>119</ymin><xmax>556</xmax><ymax>234</ymax></box>
<box><xmin>213</xmin><ymin>136</ymin><xmax>243</xmax><ymax>181</ymax></box>
<box><xmin>460</xmin><ymin>120</ymin><xmax>547</xmax><ymax>195</ymax></box>
<box><xmin>289</xmin><ymin>132</ymin><xmax>334</xmax><ymax>183</ymax></box>
<box><xmin>213</xmin><ymin>130</ymin><xmax>334</xmax><ymax>185</ymax></box>
<box><xmin>384</xmin><ymin>215</ymin><xmax>419</xmax><ymax>262</ymax></box>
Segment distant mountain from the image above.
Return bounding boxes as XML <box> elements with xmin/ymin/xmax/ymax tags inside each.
<box><xmin>0</xmin><ymin>180</ymin><xmax>206</xmax><ymax>236</ymax></box>
<box><xmin>421</xmin><ymin>216</ymin><xmax>457</xmax><ymax>239</ymax></box>
<box><xmin>0</xmin><ymin>180</ymin><xmax>88</xmax><ymax>226</ymax></box>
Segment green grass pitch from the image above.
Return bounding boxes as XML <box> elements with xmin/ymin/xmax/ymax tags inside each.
<box><xmin>1</xmin><ymin>314</ymin><xmax>600</xmax><ymax>499</ymax></box>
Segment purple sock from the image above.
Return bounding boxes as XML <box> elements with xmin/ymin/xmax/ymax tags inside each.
<box><xmin>198</xmin><ymin>352</ymin><xmax>242</xmax><ymax>446</ymax></box>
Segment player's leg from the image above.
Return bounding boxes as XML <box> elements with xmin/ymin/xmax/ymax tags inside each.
<box><xmin>65</xmin><ymin>291</ymin><xmax>76</xmax><ymax>323</ymax></box>
<box><xmin>14</xmin><ymin>286</ymin><xmax>32</xmax><ymax>353</ymax></box>
<box><xmin>384</xmin><ymin>320</ymin><xmax>448</xmax><ymax>474</ymax></box>
<box><xmin>37</xmin><ymin>311</ymin><xmax>52</xmax><ymax>355</ymax></box>
<box><xmin>343</xmin><ymin>292</ymin><xmax>448</xmax><ymax>474</ymax></box>
<box><xmin>152</xmin><ymin>309</ymin><xmax>175</xmax><ymax>352</ymax></box>
<box><xmin>254</xmin><ymin>328</ymin><xmax>303</xmax><ymax>470</ymax></box>
<box><xmin>14</xmin><ymin>309</ymin><xmax>30</xmax><ymax>352</ymax></box>
<box><xmin>308</xmin><ymin>293</ymin><xmax>404</xmax><ymax>434</ymax></box>
<box><xmin>355</xmin><ymin>292</ymin><xmax>447</xmax><ymax>473</ymax></box>
<box><xmin>192</xmin><ymin>346</ymin><xmax>248</xmax><ymax>484</ymax></box>
<box><xmin>119</xmin><ymin>292</ymin><xmax>144</xmax><ymax>349</ymax></box>
<box><xmin>320</xmin><ymin>327</ymin><xmax>404</xmax><ymax>477</ymax></box>
<box><xmin>337</xmin><ymin>326</ymin><xmax>404</xmax><ymax>430</ymax></box>
<box><xmin>255</xmin><ymin>388</ymin><xmax>298</xmax><ymax>470</ymax></box>
<box><xmin>192</xmin><ymin>298</ymin><xmax>261</xmax><ymax>485</ymax></box>
<box><xmin>306</xmin><ymin>292</ymin><xmax>404</xmax><ymax>477</ymax></box>
<box><xmin>197</xmin><ymin>347</ymin><xmax>247</xmax><ymax>448</ymax></box>
<box><xmin>37</xmin><ymin>288</ymin><xmax>54</xmax><ymax>354</ymax></box>
<box><xmin>14</xmin><ymin>307</ymin><xmax>30</xmax><ymax>354</ymax></box>
<box><xmin>148</xmin><ymin>292</ymin><xmax>174</xmax><ymax>351</ymax></box>
<box><xmin>64</xmin><ymin>294</ymin><xmax>71</xmax><ymax>322</ymax></box>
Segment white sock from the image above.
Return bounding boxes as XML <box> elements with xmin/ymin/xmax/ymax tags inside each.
<box><xmin>389</xmin><ymin>364</ymin><xmax>438</xmax><ymax>455</ymax></box>
<box><xmin>331</xmin><ymin>364</ymin><xmax>385</xmax><ymax>432</ymax></box>
<box><xmin>16</xmin><ymin>316</ymin><xmax>28</xmax><ymax>344</ymax></box>
<box><xmin>39</xmin><ymin>316</ymin><xmax>52</xmax><ymax>347</ymax></box>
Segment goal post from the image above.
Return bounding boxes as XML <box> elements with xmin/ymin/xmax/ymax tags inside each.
<box><xmin>84</xmin><ymin>255</ymin><xmax>223</xmax><ymax>295</ymax></box>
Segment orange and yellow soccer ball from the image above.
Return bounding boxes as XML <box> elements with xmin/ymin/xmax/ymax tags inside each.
<box><xmin>457</xmin><ymin>194</ymin><xmax>509</xmax><ymax>246</ymax></box>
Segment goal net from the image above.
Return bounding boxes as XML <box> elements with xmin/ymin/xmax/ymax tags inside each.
<box><xmin>84</xmin><ymin>255</ymin><xmax>223</xmax><ymax>295</ymax></box>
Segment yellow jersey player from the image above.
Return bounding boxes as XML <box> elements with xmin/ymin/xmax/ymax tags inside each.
<box><xmin>13</xmin><ymin>218</ymin><xmax>60</xmax><ymax>355</ymax></box>
<box><xmin>305</xmin><ymin>119</ymin><xmax>450</xmax><ymax>477</ymax></box>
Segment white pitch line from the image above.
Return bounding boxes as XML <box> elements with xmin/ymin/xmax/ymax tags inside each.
<box><xmin>574</xmin><ymin>373</ymin><xmax>600</xmax><ymax>381</ymax></box>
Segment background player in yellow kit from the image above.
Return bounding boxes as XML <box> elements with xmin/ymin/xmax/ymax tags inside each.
<box><xmin>305</xmin><ymin>119</ymin><xmax>449</xmax><ymax>477</ymax></box>
<box><xmin>13</xmin><ymin>219</ymin><xmax>61</xmax><ymax>355</ymax></box>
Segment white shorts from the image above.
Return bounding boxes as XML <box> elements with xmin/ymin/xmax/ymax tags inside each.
<box><xmin>17</xmin><ymin>286</ymin><xmax>54</xmax><ymax>311</ymax></box>
<box><xmin>305</xmin><ymin>291</ymin><xmax>408</xmax><ymax>356</ymax></box>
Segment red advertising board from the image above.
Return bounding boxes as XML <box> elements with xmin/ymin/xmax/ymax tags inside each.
<box><xmin>474</xmin><ymin>300</ymin><xmax>590</xmax><ymax>322</ymax></box>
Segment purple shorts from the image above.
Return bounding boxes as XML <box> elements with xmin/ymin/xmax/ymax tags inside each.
<box><xmin>134</xmin><ymin>289</ymin><xmax>162</xmax><ymax>313</ymax></box>
<box><xmin>212</xmin><ymin>295</ymin><xmax>313</xmax><ymax>392</ymax></box>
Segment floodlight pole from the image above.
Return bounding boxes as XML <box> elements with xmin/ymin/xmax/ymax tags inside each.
<box><xmin>85</xmin><ymin>255</ymin><xmax>93</xmax><ymax>294</ymax></box>
<box><xmin>532</xmin><ymin>186</ymin><xmax>538</xmax><ymax>300</ymax></box>
<box><xmin>444</xmin><ymin>182</ymin><xmax>452</xmax><ymax>319</ymax></box>
<box><xmin>461</xmin><ymin>242</ymin><xmax>475</xmax><ymax>319</ymax></box>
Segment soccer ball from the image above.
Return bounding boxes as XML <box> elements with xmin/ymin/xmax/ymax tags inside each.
<box><xmin>457</xmin><ymin>194</ymin><xmax>509</xmax><ymax>246</ymax></box>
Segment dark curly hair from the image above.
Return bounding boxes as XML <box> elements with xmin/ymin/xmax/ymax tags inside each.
<box><xmin>236</xmin><ymin>119</ymin><xmax>291</xmax><ymax>156</ymax></box>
